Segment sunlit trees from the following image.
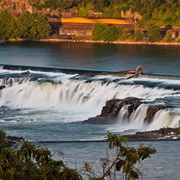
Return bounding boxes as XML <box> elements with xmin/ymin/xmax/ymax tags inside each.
<box><xmin>15</xmin><ymin>11</ymin><xmax>51</xmax><ymax>39</ymax></box>
<box><xmin>165</xmin><ymin>30</ymin><xmax>173</xmax><ymax>42</ymax></box>
<box><xmin>119</xmin><ymin>28</ymin><xmax>131</xmax><ymax>41</ymax></box>
<box><xmin>92</xmin><ymin>23</ymin><xmax>120</xmax><ymax>42</ymax></box>
<box><xmin>0</xmin><ymin>9</ymin><xmax>16</xmax><ymax>40</ymax></box>
<box><xmin>102</xmin><ymin>25</ymin><xmax>120</xmax><ymax>42</ymax></box>
<box><xmin>147</xmin><ymin>25</ymin><xmax>162</xmax><ymax>42</ymax></box>
<box><xmin>92</xmin><ymin>22</ymin><xmax>106</xmax><ymax>41</ymax></box>
<box><xmin>134</xmin><ymin>28</ymin><xmax>143</xmax><ymax>41</ymax></box>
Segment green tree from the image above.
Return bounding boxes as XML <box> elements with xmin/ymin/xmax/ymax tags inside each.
<box><xmin>102</xmin><ymin>25</ymin><xmax>120</xmax><ymax>42</ymax></box>
<box><xmin>15</xmin><ymin>11</ymin><xmax>51</xmax><ymax>39</ymax></box>
<box><xmin>87</xmin><ymin>133</ymin><xmax>157</xmax><ymax>180</ymax></box>
<box><xmin>15</xmin><ymin>11</ymin><xmax>33</xmax><ymax>39</ymax></box>
<box><xmin>78</xmin><ymin>2</ymin><xmax>92</xmax><ymax>17</ymax></box>
<box><xmin>0</xmin><ymin>129</ymin><xmax>157</xmax><ymax>180</ymax></box>
<box><xmin>31</xmin><ymin>12</ymin><xmax>51</xmax><ymax>39</ymax></box>
<box><xmin>0</xmin><ymin>9</ymin><xmax>16</xmax><ymax>40</ymax></box>
<box><xmin>92</xmin><ymin>22</ymin><xmax>106</xmax><ymax>41</ymax></box>
<box><xmin>0</xmin><ymin>130</ymin><xmax>82</xmax><ymax>180</ymax></box>
<box><xmin>165</xmin><ymin>30</ymin><xmax>173</xmax><ymax>42</ymax></box>
<box><xmin>119</xmin><ymin>28</ymin><xmax>131</xmax><ymax>40</ymax></box>
<box><xmin>134</xmin><ymin>28</ymin><xmax>143</xmax><ymax>41</ymax></box>
<box><xmin>147</xmin><ymin>25</ymin><xmax>162</xmax><ymax>42</ymax></box>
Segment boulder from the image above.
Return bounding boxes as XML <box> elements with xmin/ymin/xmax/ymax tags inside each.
<box><xmin>84</xmin><ymin>97</ymin><xmax>142</xmax><ymax>124</ymax></box>
<box><xmin>0</xmin><ymin>85</ymin><xmax>6</xmax><ymax>90</ymax></box>
<box><xmin>5</xmin><ymin>136</ymin><xmax>25</xmax><ymax>143</ymax></box>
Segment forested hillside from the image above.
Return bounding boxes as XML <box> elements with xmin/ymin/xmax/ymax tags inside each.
<box><xmin>0</xmin><ymin>0</ymin><xmax>180</xmax><ymax>27</ymax></box>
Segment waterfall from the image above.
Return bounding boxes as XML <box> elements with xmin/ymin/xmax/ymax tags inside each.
<box><xmin>0</xmin><ymin>71</ymin><xmax>180</xmax><ymax>129</ymax></box>
<box><xmin>147</xmin><ymin>110</ymin><xmax>180</xmax><ymax>130</ymax></box>
<box><xmin>117</xmin><ymin>104</ymin><xmax>148</xmax><ymax>130</ymax></box>
<box><xmin>0</xmin><ymin>76</ymin><xmax>177</xmax><ymax>108</ymax></box>
<box><xmin>117</xmin><ymin>104</ymin><xmax>179</xmax><ymax>130</ymax></box>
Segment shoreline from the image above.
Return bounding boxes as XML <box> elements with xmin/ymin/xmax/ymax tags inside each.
<box><xmin>5</xmin><ymin>127</ymin><xmax>180</xmax><ymax>143</ymax></box>
<box><xmin>2</xmin><ymin>38</ymin><xmax>180</xmax><ymax>46</ymax></box>
<box><xmin>39</xmin><ymin>38</ymin><xmax>180</xmax><ymax>46</ymax></box>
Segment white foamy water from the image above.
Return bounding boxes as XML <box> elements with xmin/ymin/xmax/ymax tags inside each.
<box><xmin>0</xmin><ymin>70</ymin><xmax>180</xmax><ymax>132</ymax></box>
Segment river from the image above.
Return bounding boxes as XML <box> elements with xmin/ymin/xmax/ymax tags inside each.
<box><xmin>0</xmin><ymin>41</ymin><xmax>180</xmax><ymax>179</ymax></box>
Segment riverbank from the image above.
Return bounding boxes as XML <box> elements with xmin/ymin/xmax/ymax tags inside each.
<box><xmin>5</xmin><ymin>127</ymin><xmax>180</xmax><ymax>143</ymax></box>
<box><xmin>39</xmin><ymin>37</ymin><xmax>180</xmax><ymax>46</ymax></box>
<box><xmin>125</xmin><ymin>127</ymin><xmax>180</xmax><ymax>141</ymax></box>
<box><xmin>1</xmin><ymin>37</ymin><xmax>180</xmax><ymax>46</ymax></box>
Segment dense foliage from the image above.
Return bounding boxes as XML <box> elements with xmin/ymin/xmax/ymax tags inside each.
<box><xmin>92</xmin><ymin>23</ymin><xmax>120</xmax><ymax>42</ymax></box>
<box><xmin>0</xmin><ymin>130</ymin><xmax>82</xmax><ymax>180</ymax></box>
<box><xmin>31</xmin><ymin>0</ymin><xmax>180</xmax><ymax>26</ymax></box>
<box><xmin>0</xmin><ymin>10</ymin><xmax>16</xmax><ymax>40</ymax></box>
<box><xmin>147</xmin><ymin>24</ymin><xmax>162</xmax><ymax>42</ymax></box>
<box><xmin>0</xmin><ymin>10</ymin><xmax>51</xmax><ymax>40</ymax></box>
<box><xmin>134</xmin><ymin>28</ymin><xmax>143</xmax><ymax>41</ymax></box>
<box><xmin>0</xmin><ymin>130</ymin><xmax>157</xmax><ymax>179</ymax></box>
<box><xmin>92</xmin><ymin>22</ymin><xmax>170</xmax><ymax>43</ymax></box>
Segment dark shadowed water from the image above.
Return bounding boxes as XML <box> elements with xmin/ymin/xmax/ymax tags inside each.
<box><xmin>1</xmin><ymin>41</ymin><xmax>180</xmax><ymax>75</ymax></box>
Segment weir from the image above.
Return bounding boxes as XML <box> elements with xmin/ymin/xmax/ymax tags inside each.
<box><xmin>0</xmin><ymin>67</ymin><xmax>179</xmax><ymax>130</ymax></box>
<box><xmin>0</xmin><ymin>63</ymin><xmax>108</xmax><ymax>75</ymax></box>
<box><xmin>1</xmin><ymin>64</ymin><xmax>180</xmax><ymax>80</ymax></box>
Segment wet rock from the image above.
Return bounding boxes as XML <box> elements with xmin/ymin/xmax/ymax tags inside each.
<box><xmin>5</xmin><ymin>136</ymin><xmax>25</xmax><ymax>143</ymax></box>
<box><xmin>84</xmin><ymin>97</ymin><xmax>142</xmax><ymax>124</ymax></box>
<box><xmin>0</xmin><ymin>85</ymin><xmax>6</xmax><ymax>90</ymax></box>
<box><xmin>125</xmin><ymin>127</ymin><xmax>180</xmax><ymax>141</ymax></box>
<box><xmin>144</xmin><ymin>105</ymin><xmax>171</xmax><ymax>124</ymax></box>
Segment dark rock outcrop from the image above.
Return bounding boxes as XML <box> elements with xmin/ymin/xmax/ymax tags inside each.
<box><xmin>5</xmin><ymin>136</ymin><xmax>25</xmax><ymax>143</ymax></box>
<box><xmin>125</xmin><ymin>127</ymin><xmax>180</xmax><ymax>141</ymax></box>
<box><xmin>84</xmin><ymin>97</ymin><xmax>142</xmax><ymax>124</ymax></box>
<box><xmin>84</xmin><ymin>97</ymin><xmax>172</xmax><ymax>124</ymax></box>
<box><xmin>144</xmin><ymin>105</ymin><xmax>171</xmax><ymax>123</ymax></box>
<box><xmin>0</xmin><ymin>85</ymin><xmax>6</xmax><ymax>90</ymax></box>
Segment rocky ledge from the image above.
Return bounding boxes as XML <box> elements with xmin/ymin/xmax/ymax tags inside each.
<box><xmin>125</xmin><ymin>127</ymin><xmax>180</xmax><ymax>141</ymax></box>
<box><xmin>84</xmin><ymin>97</ymin><xmax>171</xmax><ymax>124</ymax></box>
<box><xmin>5</xmin><ymin>136</ymin><xmax>25</xmax><ymax>143</ymax></box>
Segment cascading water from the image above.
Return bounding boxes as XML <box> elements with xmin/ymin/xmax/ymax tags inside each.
<box><xmin>0</xmin><ymin>69</ymin><xmax>180</xmax><ymax>131</ymax></box>
<box><xmin>116</xmin><ymin>103</ymin><xmax>180</xmax><ymax>131</ymax></box>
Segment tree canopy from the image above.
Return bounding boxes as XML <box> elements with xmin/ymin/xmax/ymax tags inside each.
<box><xmin>0</xmin><ymin>129</ymin><xmax>157</xmax><ymax>180</ymax></box>
<box><xmin>0</xmin><ymin>10</ymin><xmax>51</xmax><ymax>40</ymax></box>
<box><xmin>15</xmin><ymin>11</ymin><xmax>51</xmax><ymax>39</ymax></box>
<box><xmin>0</xmin><ymin>9</ymin><xmax>16</xmax><ymax>40</ymax></box>
<box><xmin>30</xmin><ymin>0</ymin><xmax>180</xmax><ymax>26</ymax></box>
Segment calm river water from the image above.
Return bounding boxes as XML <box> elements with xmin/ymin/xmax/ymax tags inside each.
<box><xmin>0</xmin><ymin>41</ymin><xmax>180</xmax><ymax>179</ymax></box>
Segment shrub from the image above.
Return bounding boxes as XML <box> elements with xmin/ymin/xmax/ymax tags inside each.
<box><xmin>92</xmin><ymin>22</ymin><xmax>106</xmax><ymax>41</ymax></box>
<box><xmin>15</xmin><ymin>11</ymin><xmax>51</xmax><ymax>39</ymax></box>
<box><xmin>119</xmin><ymin>28</ymin><xmax>131</xmax><ymax>40</ymax></box>
<box><xmin>165</xmin><ymin>30</ymin><xmax>173</xmax><ymax>42</ymax></box>
<box><xmin>176</xmin><ymin>37</ymin><xmax>180</xmax><ymax>43</ymax></box>
<box><xmin>0</xmin><ymin>9</ymin><xmax>16</xmax><ymax>40</ymax></box>
<box><xmin>147</xmin><ymin>24</ymin><xmax>162</xmax><ymax>42</ymax></box>
<box><xmin>134</xmin><ymin>28</ymin><xmax>143</xmax><ymax>41</ymax></box>
<box><xmin>102</xmin><ymin>25</ymin><xmax>120</xmax><ymax>42</ymax></box>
